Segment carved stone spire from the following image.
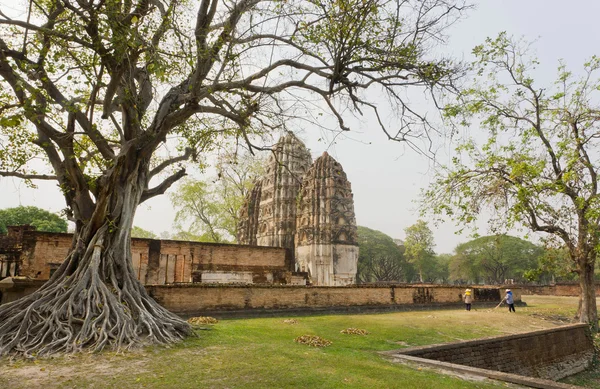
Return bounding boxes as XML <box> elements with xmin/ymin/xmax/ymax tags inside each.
<box><xmin>295</xmin><ymin>152</ymin><xmax>358</xmax><ymax>286</ymax></box>
<box><xmin>255</xmin><ymin>132</ymin><xmax>312</xmax><ymax>252</ymax></box>
<box><xmin>237</xmin><ymin>179</ymin><xmax>262</xmax><ymax>245</ymax></box>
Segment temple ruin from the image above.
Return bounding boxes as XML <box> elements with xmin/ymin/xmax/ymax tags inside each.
<box><xmin>255</xmin><ymin>133</ymin><xmax>312</xmax><ymax>250</ymax></box>
<box><xmin>0</xmin><ymin>133</ymin><xmax>359</xmax><ymax>288</ymax></box>
<box><xmin>295</xmin><ymin>152</ymin><xmax>359</xmax><ymax>286</ymax></box>
<box><xmin>237</xmin><ymin>180</ymin><xmax>262</xmax><ymax>246</ymax></box>
<box><xmin>0</xmin><ymin>225</ymin><xmax>302</xmax><ymax>286</ymax></box>
<box><xmin>238</xmin><ymin>133</ymin><xmax>359</xmax><ymax>286</ymax></box>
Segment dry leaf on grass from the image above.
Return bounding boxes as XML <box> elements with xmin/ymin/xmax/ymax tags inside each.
<box><xmin>187</xmin><ymin>316</ymin><xmax>218</xmax><ymax>325</ymax></box>
<box><xmin>340</xmin><ymin>328</ymin><xmax>369</xmax><ymax>335</ymax></box>
<box><xmin>294</xmin><ymin>335</ymin><xmax>332</xmax><ymax>347</ymax></box>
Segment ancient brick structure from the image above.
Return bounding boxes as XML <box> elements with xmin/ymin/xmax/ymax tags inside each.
<box><xmin>147</xmin><ymin>285</ymin><xmax>517</xmax><ymax>315</ymax></box>
<box><xmin>519</xmin><ymin>283</ymin><xmax>600</xmax><ymax>296</ymax></box>
<box><xmin>238</xmin><ymin>134</ymin><xmax>359</xmax><ymax>286</ymax></box>
<box><xmin>295</xmin><ymin>152</ymin><xmax>358</xmax><ymax>286</ymax></box>
<box><xmin>237</xmin><ymin>179</ymin><xmax>263</xmax><ymax>246</ymax></box>
<box><xmin>254</xmin><ymin>132</ymin><xmax>312</xmax><ymax>251</ymax></box>
<box><xmin>0</xmin><ymin>226</ymin><xmax>302</xmax><ymax>286</ymax></box>
<box><xmin>0</xmin><ymin>225</ymin><xmax>36</xmax><ymax>278</ymax></box>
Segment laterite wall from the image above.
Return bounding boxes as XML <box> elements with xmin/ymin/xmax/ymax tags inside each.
<box><xmin>146</xmin><ymin>284</ymin><xmax>517</xmax><ymax>315</ymax></box>
<box><xmin>397</xmin><ymin>324</ymin><xmax>593</xmax><ymax>381</ymax></box>
<box><xmin>520</xmin><ymin>283</ymin><xmax>600</xmax><ymax>296</ymax></box>
<box><xmin>10</xmin><ymin>230</ymin><xmax>289</xmax><ymax>285</ymax></box>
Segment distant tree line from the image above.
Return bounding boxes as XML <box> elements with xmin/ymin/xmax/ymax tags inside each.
<box><xmin>356</xmin><ymin>220</ymin><xmax>583</xmax><ymax>285</ymax></box>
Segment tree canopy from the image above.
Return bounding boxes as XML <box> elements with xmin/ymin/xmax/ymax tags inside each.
<box><xmin>0</xmin><ymin>0</ymin><xmax>468</xmax><ymax>356</ymax></box>
<box><xmin>523</xmin><ymin>247</ymin><xmax>577</xmax><ymax>284</ymax></box>
<box><xmin>403</xmin><ymin>220</ymin><xmax>436</xmax><ymax>283</ymax></box>
<box><xmin>449</xmin><ymin>235</ymin><xmax>542</xmax><ymax>284</ymax></box>
<box><xmin>356</xmin><ymin>226</ymin><xmax>413</xmax><ymax>283</ymax></box>
<box><xmin>426</xmin><ymin>33</ymin><xmax>600</xmax><ymax>329</ymax></box>
<box><xmin>0</xmin><ymin>206</ymin><xmax>68</xmax><ymax>234</ymax></box>
<box><xmin>428</xmin><ymin>253</ymin><xmax>450</xmax><ymax>284</ymax></box>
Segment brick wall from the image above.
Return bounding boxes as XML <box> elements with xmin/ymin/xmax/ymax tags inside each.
<box><xmin>397</xmin><ymin>324</ymin><xmax>593</xmax><ymax>381</ymax></box>
<box><xmin>20</xmin><ymin>232</ymin><xmax>72</xmax><ymax>279</ymax></box>
<box><xmin>520</xmin><ymin>283</ymin><xmax>600</xmax><ymax>297</ymax></box>
<box><xmin>140</xmin><ymin>239</ymin><xmax>288</xmax><ymax>285</ymax></box>
<box><xmin>9</xmin><ymin>230</ymin><xmax>289</xmax><ymax>285</ymax></box>
<box><xmin>146</xmin><ymin>285</ymin><xmax>517</xmax><ymax>315</ymax></box>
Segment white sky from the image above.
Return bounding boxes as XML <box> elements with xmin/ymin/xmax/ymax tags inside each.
<box><xmin>1</xmin><ymin>0</ymin><xmax>600</xmax><ymax>253</ymax></box>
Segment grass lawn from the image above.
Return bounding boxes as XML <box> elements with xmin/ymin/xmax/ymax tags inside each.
<box><xmin>0</xmin><ymin>295</ymin><xmax>593</xmax><ymax>389</ymax></box>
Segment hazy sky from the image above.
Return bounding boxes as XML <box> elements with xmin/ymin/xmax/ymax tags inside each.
<box><xmin>1</xmin><ymin>1</ymin><xmax>600</xmax><ymax>253</ymax></box>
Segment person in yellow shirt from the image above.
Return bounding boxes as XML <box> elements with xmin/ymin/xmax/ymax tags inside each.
<box><xmin>464</xmin><ymin>288</ymin><xmax>473</xmax><ymax>311</ymax></box>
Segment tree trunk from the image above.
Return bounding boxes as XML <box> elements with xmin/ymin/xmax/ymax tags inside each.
<box><xmin>577</xmin><ymin>259</ymin><xmax>598</xmax><ymax>332</ymax></box>
<box><xmin>0</xmin><ymin>155</ymin><xmax>191</xmax><ymax>357</ymax></box>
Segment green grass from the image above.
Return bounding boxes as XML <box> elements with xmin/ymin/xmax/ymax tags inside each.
<box><xmin>0</xmin><ymin>295</ymin><xmax>591</xmax><ymax>389</ymax></box>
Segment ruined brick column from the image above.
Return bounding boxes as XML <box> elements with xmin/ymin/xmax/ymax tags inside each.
<box><xmin>295</xmin><ymin>152</ymin><xmax>358</xmax><ymax>286</ymax></box>
<box><xmin>239</xmin><ymin>133</ymin><xmax>312</xmax><ymax>257</ymax></box>
<box><xmin>257</xmin><ymin>133</ymin><xmax>312</xmax><ymax>251</ymax></box>
<box><xmin>237</xmin><ymin>179</ymin><xmax>263</xmax><ymax>245</ymax></box>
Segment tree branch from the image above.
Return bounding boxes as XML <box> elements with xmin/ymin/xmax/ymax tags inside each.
<box><xmin>0</xmin><ymin>171</ymin><xmax>57</xmax><ymax>180</ymax></box>
<box><xmin>141</xmin><ymin>168</ymin><xmax>187</xmax><ymax>203</ymax></box>
<box><xmin>149</xmin><ymin>148</ymin><xmax>195</xmax><ymax>178</ymax></box>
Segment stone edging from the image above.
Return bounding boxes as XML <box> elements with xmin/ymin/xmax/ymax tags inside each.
<box><xmin>384</xmin><ymin>324</ymin><xmax>591</xmax><ymax>388</ymax></box>
<box><xmin>397</xmin><ymin>324</ymin><xmax>589</xmax><ymax>355</ymax></box>
<box><xmin>388</xmin><ymin>354</ymin><xmax>581</xmax><ymax>389</ymax></box>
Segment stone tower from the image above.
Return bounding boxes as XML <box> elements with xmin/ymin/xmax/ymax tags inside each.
<box><xmin>255</xmin><ymin>132</ymin><xmax>312</xmax><ymax>252</ymax></box>
<box><xmin>237</xmin><ymin>179</ymin><xmax>262</xmax><ymax>245</ymax></box>
<box><xmin>295</xmin><ymin>152</ymin><xmax>358</xmax><ymax>286</ymax></box>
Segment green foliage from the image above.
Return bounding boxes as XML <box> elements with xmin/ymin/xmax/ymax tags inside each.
<box><xmin>130</xmin><ymin>226</ymin><xmax>158</xmax><ymax>239</ymax></box>
<box><xmin>450</xmin><ymin>235</ymin><xmax>543</xmax><ymax>284</ymax></box>
<box><xmin>169</xmin><ymin>231</ymin><xmax>210</xmax><ymax>242</ymax></box>
<box><xmin>0</xmin><ymin>0</ymin><xmax>466</xmax><ymax>199</ymax></box>
<box><xmin>0</xmin><ymin>206</ymin><xmax>67</xmax><ymax>234</ymax></box>
<box><xmin>403</xmin><ymin>220</ymin><xmax>436</xmax><ymax>283</ymax></box>
<box><xmin>428</xmin><ymin>254</ymin><xmax>451</xmax><ymax>284</ymax></box>
<box><xmin>356</xmin><ymin>226</ymin><xmax>413</xmax><ymax>283</ymax></box>
<box><xmin>171</xmin><ymin>180</ymin><xmax>228</xmax><ymax>243</ymax></box>
<box><xmin>171</xmin><ymin>150</ymin><xmax>265</xmax><ymax>243</ymax></box>
<box><xmin>425</xmin><ymin>33</ymin><xmax>600</xmax><ymax>325</ymax></box>
<box><xmin>523</xmin><ymin>247</ymin><xmax>577</xmax><ymax>283</ymax></box>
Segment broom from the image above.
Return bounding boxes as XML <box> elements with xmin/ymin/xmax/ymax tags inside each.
<box><xmin>493</xmin><ymin>299</ymin><xmax>506</xmax><ymax>310</ymax></box>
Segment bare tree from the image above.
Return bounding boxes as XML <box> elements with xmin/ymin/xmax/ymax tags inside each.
<box><xmin>0</xmin><ymin>0</ymin><xmax>467</xmax><ymax>356</ymax></box>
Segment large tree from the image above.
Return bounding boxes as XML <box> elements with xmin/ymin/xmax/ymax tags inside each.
<box><xmin>0</xmin><ymin>0</ymin><xmax>466</xmax><ymax>355</ymax></box>
<box><xmin>426</xmin><ymin>33</ymin><xmax>600</xmax><ymax>329</ymax></box>
<box><xmin>449</xmin><ymin>235</ymin><xmax>542</xmax><ymax>284</ymax></box>
<box><xmin>0</xmin><ymin>206</ymin><xmax>68</xmax><ymax>233</ymax></box>
<box><xmin>428</xmin><ymin>253</ymin><xmax>450</xmax><ymax>283</ymax></box>
<box><xmin>356</xmin><ymin>226</ymin><xmax>413</xmax><ymax>283</ymax></box>
<box><xmin>403</xmin><ymin>220</ymin><xmax>436</xmax><ymax>283</ymax></box>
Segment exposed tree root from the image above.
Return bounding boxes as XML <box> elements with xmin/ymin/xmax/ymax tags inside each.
<box><xmin>0</xmin><ymin>227</ymin><xmax>192</xmax><ymax>357</ymax></box>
